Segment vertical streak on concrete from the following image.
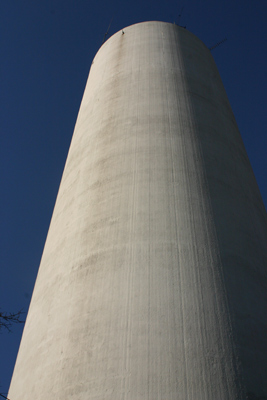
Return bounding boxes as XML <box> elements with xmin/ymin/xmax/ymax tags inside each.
<box><xmin>9</xmin><ymin>22</ymin><xmax>267</xmax><ymax>400</ymax></box>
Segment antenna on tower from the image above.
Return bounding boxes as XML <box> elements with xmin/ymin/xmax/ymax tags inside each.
<box><xmin>209</xmin><ymin>37</ymin><xmax>227</xmax><ymax>51</ymax></box>
<box><xmin>177</xmin><ymin>5</ymin><xmax>184</xmax><ymax>26</ymax></box>
<box><xmin>102</xmin><ymin>17</ymin><xmax>113</xmax><ymax>45</ymax></box>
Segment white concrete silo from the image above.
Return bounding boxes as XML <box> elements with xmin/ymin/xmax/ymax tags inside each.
<box><xmin>8</xmin><ymin>21</ymin><xmax>267</xmax><ymax>400</ymax></box>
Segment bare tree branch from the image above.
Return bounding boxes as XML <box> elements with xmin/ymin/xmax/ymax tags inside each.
<box><xmin>0</xmin><ymin>309</ymin><xmax>25</xmax><ymax>333</ymax></box>
<box><xmin>0</xmin><ymin>393</ymin><xmax>11</xmax><ymax>400</ymax></box>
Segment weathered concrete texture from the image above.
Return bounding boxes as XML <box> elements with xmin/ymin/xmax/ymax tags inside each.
<box><xmin>9</xmin><ymin>22</ymin><xmax>267</xmax><ymax>399</ymax></box>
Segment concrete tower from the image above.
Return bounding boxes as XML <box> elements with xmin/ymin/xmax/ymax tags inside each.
<box><xmin>9</xmin><ymin>21</ymin><xmax>267</xmax><ymax>400</ymax></box>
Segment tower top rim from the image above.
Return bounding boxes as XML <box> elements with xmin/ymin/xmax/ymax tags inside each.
<box><xmin>93</xmin><ymin>20</ymin><xmax>208</xmax><ymax>63</ymax></box>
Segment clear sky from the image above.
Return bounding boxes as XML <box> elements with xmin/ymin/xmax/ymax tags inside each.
<box><xmin>0</xmin><ymin>0</ymin><xmax>266</xmax><ymax>395</ymax></box>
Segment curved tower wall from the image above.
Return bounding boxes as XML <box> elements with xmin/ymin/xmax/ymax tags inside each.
<box><xmin>9</xmin><ymin>21</ymin><xmax>267</xmax><ymax>399</ymax></box>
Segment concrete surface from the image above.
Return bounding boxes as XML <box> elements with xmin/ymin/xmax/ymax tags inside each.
<box><xmin>8</xmin><ymin>21</ymin><xmax>267</xmax><ymax>399</ymax></box>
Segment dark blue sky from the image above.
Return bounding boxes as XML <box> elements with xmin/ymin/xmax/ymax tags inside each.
<box><xmin>1</xmin><ymin>0</ymin><xmax>266</xmax><ymax>395</ymax></box>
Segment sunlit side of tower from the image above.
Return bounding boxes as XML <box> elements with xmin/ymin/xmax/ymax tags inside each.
<box><xmin>9</xmin><ymin>22</ymin><xmax>267</xmax><ymax>400</ymax></box>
